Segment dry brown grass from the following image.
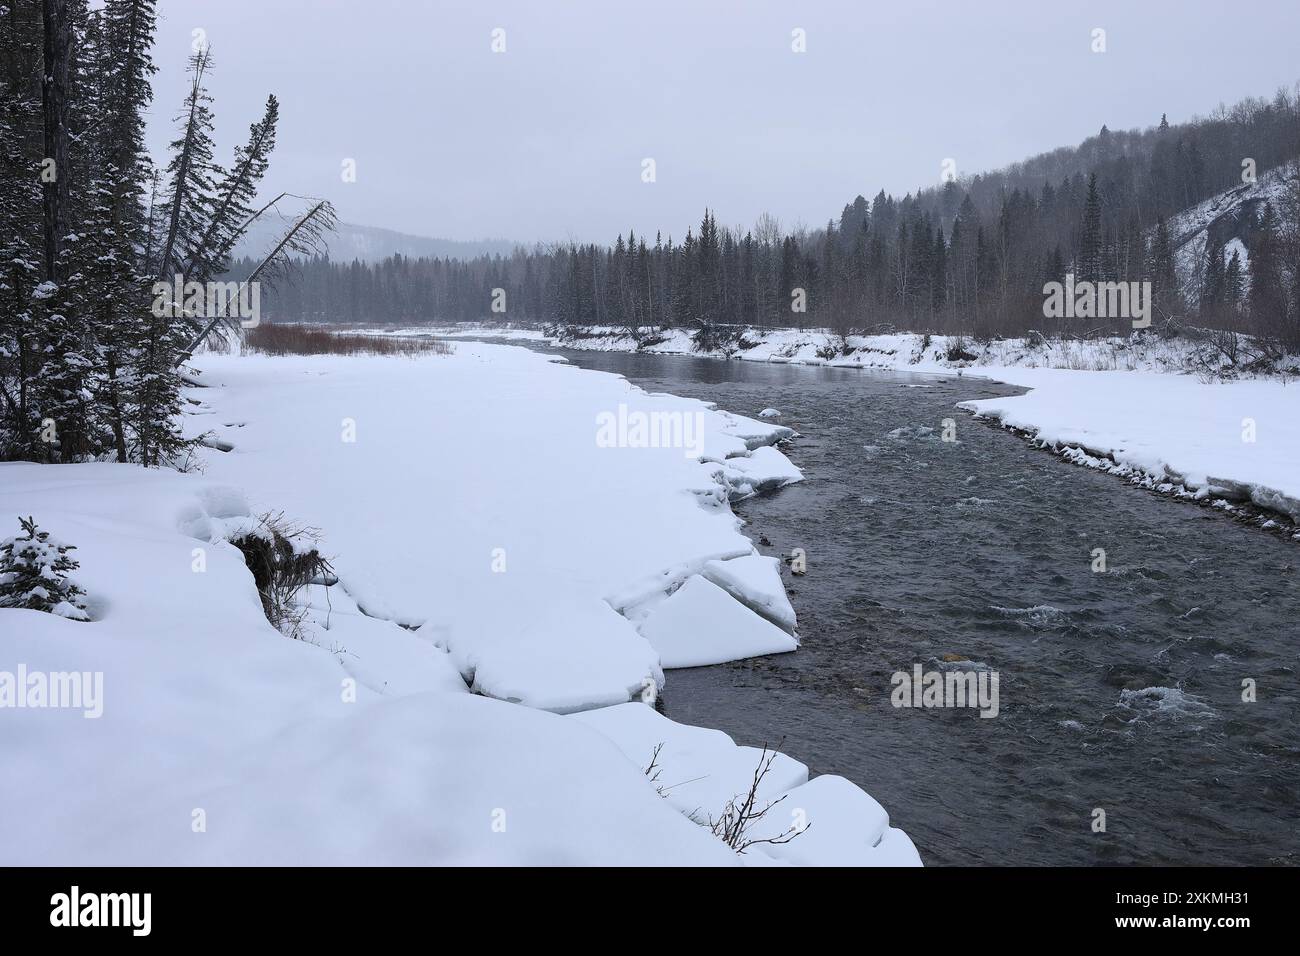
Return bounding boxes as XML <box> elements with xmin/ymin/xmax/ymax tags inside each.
<box><xmin>245</xmin><ymin>323</ymin><xmax>451</xmax><ymax>357</ymax></box>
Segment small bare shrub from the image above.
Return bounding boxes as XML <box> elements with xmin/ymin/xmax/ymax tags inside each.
<box><xmin>643</xmin><ymin>742</ymin><xmax>666</xmax><ymax>793</ymax></box>
<box><xmin>707</xmin><ymin>743</ymin><xmax>809</xmax><ymax>854</ymax></box>
<box><xmin>946</xmin><ymin>338</ymin><xmax>977</xmax><ymax>362</ymax></box>
<box><xmin>228</xmin><ymin>512</ymin><xmax>333</xmax><ymax>638</ymax></box>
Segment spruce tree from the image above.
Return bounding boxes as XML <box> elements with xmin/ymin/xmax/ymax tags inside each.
<box><xmin>155</xmin><ymin>47</ymin><xmax>220</xmax><ymax>287</ymax></box>
<box><xmin>1079</xmin><ymin>173</ymin><xmax>1103</xmax><ymax>283</ymax></box>
<box><xmin>1223</xmin><ymin>249</ymin><xmax>1243</xmax><ymax>312</ymax></box>
<box><xmin>1202</xmin><ymin>237</ymin><xmax>1225</xmax><ymax>314</ymax></box>
<box><xmin>931</xmin><ymin>227</ymin><xmax>948</xmax><ymax>313</ymax></box>
<box><xmin>185</xmin><ymin>93</ymin><xmax>278</xmax><ymax>283</ymax></box>
<box><xmin>1147</xmin><ymin>216</ymin><xmax>1179</xmax><ymax>319</ymax></box>
<box><xmin>0</xmin><ymin>515</ymin><xmax>88</xmax><ymax>619</ymax></box>
<box><xmin>1247</xmin><ymin>205</ymin><xmax>1289</xmax><ymax>347</ymax></box>
<box><xmin>0</xmin><ymin>0</ymin><xmax>47</xmax><ymax>457</ymax></box>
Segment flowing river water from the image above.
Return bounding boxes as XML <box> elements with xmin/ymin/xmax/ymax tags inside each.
<box><xmin>537</xmin><ymin>345</ymin><xmax>1299</xmax><ymax>867</ymax></box>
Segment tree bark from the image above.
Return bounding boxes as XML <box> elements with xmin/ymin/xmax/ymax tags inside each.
<box><xmin>40</xmin><ymin>0</ymin><xmax>71</xmax><ymax>283</ymax></box>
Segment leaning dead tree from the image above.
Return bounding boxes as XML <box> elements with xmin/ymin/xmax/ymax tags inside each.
<box><xmin>174</xmin><ymin>196</ymin><xmax>337</xmax><ymax>365</ymax></box>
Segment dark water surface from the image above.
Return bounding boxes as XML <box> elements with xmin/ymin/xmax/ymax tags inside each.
<box><xmin>544</xmin><ymin>347</ymin><xmax>1299</xmax><ymax>866</ymax></box>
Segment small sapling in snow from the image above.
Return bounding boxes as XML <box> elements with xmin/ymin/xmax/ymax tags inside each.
<box><xmin>0</xmin><ymin>516</ymin><xmax>89</xmax><ymax>620</ymax></box>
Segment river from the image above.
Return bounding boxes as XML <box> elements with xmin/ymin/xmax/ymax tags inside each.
<box><xmin>538</xmin><ymin>345</ymin><xmax>1299</xmax><ymax>866</ymax></box>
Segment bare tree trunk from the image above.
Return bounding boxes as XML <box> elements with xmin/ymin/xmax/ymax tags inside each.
<box><xmin>174</xmin><ymin>199</ymin><xmax>335</xmax><ymax>365</ymax></box>
<box><xmin>40</xmin><ymin>0</ymin><xmax>70</xmax><ymax>283</ymax></box>
<box><xmin>105</xmin><ymin>344</ymin><xmax>128</xmax><ymax>463</ymax></box>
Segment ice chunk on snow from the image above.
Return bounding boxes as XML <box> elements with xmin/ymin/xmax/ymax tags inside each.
<box><xmin>718</xmin><ymin>444</ymin><xmax>803</xmax><ymax>499</ymax></box>
<box><xmin>748</xmin><ymin>774</ymin><xmax>923</xmax><ymax>867</ymax></box>
<box><xmin>717</xmin><ymin>411</ymin><xmax>795</xmax><ymax>449</ymax></box>
<box><xmin>637</xmin><ymin>574</ymin><xmax>797</xmax><ymax>668</ymax></box>
<box><xmin>439</xmin><ymin>597</ymin><xmax>664</xmax><ymax>713</ymax></box>
<box><xmin>702</xmin><ymin>553</ymin><xmax>796</xmax><ymax>633</ymax></box>
<box><xmin>571</xmin><ymin>702</ymin><xmax>807</xmax><ymax>824</ymax></box>
<box><xmin>297</xmin><ymin>583</ymin><xmax>467</xmax><ymax>698</ymax></box>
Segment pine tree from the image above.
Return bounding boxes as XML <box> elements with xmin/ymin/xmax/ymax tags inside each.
<box><xmin>1079</xmin><ymin>173</ymin><xmax>1103</xmax><ymax>283</ymax></box>
<box><xmin>1247</xmin><ymin>205</ymin><xmax>1290</xmax><ymax>347</ymax></box>
<box><xmin>1291</xmin><ymin>263</ymin><xmax>1300</xmax><ymax>351</ymax></box>
<box><xmin>1147</xmin><ymin>216</ymin><xmax>1179</xmax><ymax>319</ymax></box>
<box><xmin>0</xmin><ymin>0</ymin><xmax>48</xmax><ymax>458</ymax></box>
<box><xmin>1202</xmin><ymin>236</ymin><xmax>1225</xmax><ymax>314</ymax></box>
<box><xmin>26</xmin><ymin>0</ymin><xmax>103</xmax><ymax>462</ymax></box>
<box><xmin>0</xmin><ymin>515</ymin><xmax>88</xmax><ymax>619</ymax></box>
<box><xmin>84</xmin><ymin>0</ymin><xmax>159</xmax><ymax>463</ymax></box>
<box><xmin>931</xmin><ymin>227</ymin><xmax>948</xmax><ymax>314</ymax></box>
<box><xmin>135</xmin><ymin>45</ymin><xmax>220</xmax><ymax>465</ymax></box>
<box><xmin>184</xmin><ymin>93</ymin><xmax>278</xmax><ymax>283</ymax></box>
<box><xmin>1223</xmin><ymin>249</ymin><xmax>1243</xmax><ymax>311</ymax></box>
<box><xmin>155</xmin><ymin>47</ymin><xmax>219</xmax><ymax>287</ymax></box>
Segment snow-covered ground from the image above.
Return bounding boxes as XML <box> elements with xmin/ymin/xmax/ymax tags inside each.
<box><xmin>958</xmin><ymin>370</ymin><xmax>1300</xmax><ymax>526</ymax></box>
<box><xmin>0</xmin><ymin>341</ymin><xmax>918</xmax><ymax>865</ymax></box>
<box><xmin>424</xmin><ymin>324</ymin><xmax>1300</xmax><ymax>533</ymax></box>
<box><xmin>187</xmin><ymin>345</ymin><xmax>807</xmax><ymax>709</ymax></box>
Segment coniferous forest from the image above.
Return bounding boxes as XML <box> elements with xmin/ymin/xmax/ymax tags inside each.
<box><xmin>246</xmin><ymin>92</ymin><xmax>1300</xmax><ymax>353</ymax></box>
<box><xmin>0</xmin><ymin>0</ymin><xmax>332</xmax><ymax>464</ymax></box>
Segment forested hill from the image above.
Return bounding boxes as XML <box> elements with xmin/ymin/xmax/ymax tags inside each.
<box><xmin>241</xmin><ymin>87</ymin><xmax>1300</xmax><ymax>351</ymax></box>
<box><xmin>847</xmin><ymin>94</ymin><xmax>1299</xmax><ymax>240</ymax></box>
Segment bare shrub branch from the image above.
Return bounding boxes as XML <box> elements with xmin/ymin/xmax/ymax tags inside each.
<box><xmin>707</xmin><ymin>741</ymin><xmax>810</xmax><ymax>854</ymax></box>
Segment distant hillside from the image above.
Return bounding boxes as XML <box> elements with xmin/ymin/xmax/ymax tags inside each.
<box><xmin>232</xmin><ymin>214</ymin><xmax>518</xmax><ymax>264</ymax></box>
<box><xmin>843</xmin><ymin>92</ymin><xmax>1300</xmax><ymax>237</ymax></box>
<box><xmin>1167</xmin><ymin>161</ymin><xmax>1299</xmax><ymax>302</ymax></box>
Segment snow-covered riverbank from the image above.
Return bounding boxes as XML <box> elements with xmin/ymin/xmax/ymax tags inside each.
<box><xmin>0</xmin><ymin>342</ymin><xmax>918</xmax><ymax>865</ymax></box>
<box><xmin>424</xmin><ymin>325</ymin><xmax>1300</xmax><ymax>534</ymax></box>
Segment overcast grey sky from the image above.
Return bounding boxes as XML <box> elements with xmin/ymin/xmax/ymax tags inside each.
<box><xmin>145</xmin><ymin>0</ymin><xmax>1300</xmax><ymax>245</ymax></box>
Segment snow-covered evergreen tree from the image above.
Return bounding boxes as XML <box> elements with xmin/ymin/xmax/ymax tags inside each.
<box><xmin>0</xmin><ymin>0</ymin><xmax>50</xmax><ymax>459</ymax></box>
<box><xmin>1</xmin><ymin>0</ymin><xmax>323</xmax><ymax>467</ymax></box>
<box><xmin>0</xmin><ymin>516</ymin><xmax>89</xmax><ymax>620</ymax></box>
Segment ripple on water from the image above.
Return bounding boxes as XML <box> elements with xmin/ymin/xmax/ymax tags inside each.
<box><xmin>1116</xmin><ymin>686</ymin><xmax>1219</xmax><ymax>724</ymax></box>
<box><xmin>988</xmin><ymin>604</ymin><xmax>1071</xmax><ymax>628</ymax></box>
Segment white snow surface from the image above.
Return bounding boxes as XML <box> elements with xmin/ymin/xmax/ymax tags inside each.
<box><xmin>0</xmin><ymin>462</ymin><xmax>734</xmax><ymax>865</ymax></box>
<box><xmin>1</xmin><ymin>343</ymin><xmax>917</xmax><ymax>865</ymax></box>
<box><xmin>957</xmin><ymin>369</ymin><xmax>1300</xmax><ymax>521</ymax></box>
<box><xmin>187</xmin><ymin>344</ymin><xmax>803</xmax><ymax>710</ymax></box>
